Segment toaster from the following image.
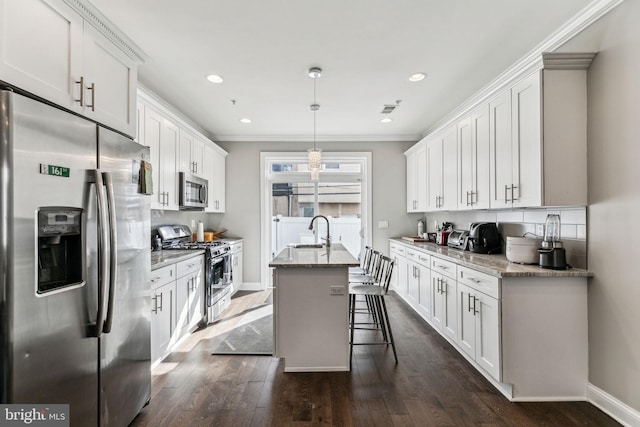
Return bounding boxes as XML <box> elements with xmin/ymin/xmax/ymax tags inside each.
<box><xmin>468</xmin><ymin>222</ymin><xmax>502</xmax><ymax>254</ymax></box>
<box><xmin>447</xmin><ymin>230</ymin><xmax>469</xmax><ymax>250</ymax></box>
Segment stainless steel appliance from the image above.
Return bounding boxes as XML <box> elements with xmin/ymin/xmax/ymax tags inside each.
<box><xmin>0</xmin><ymin>91</ymin><xmax>151</xmax><ymax>425</ymax></box>
<box><xmin>468</xmin><ymin>222</ymin><xmax>502</xmax><ymax>254</ymax></box>
<box><xmin>447</xmin><ymin>230</ymin><xmax>469</xmax><ymax>250</ymax></box>
<box><xmin>179</xmin><ymin>172</ymin><xmax>208</xmax><ymax>210</ymax></box>
<box><xmin>157</xmin><ymin>225</ymin><xmax>233</xmax><ymax>323</ymax></box>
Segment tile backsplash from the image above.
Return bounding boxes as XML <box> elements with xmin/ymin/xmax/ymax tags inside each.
<box><xmin>423</xmin><ymin>207</ymin><xmax>588</xmax><ymax>269</ymax></box>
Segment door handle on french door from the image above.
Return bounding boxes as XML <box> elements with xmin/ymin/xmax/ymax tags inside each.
<box><xmin>93</xmin><ymin>169</ymin><xmax>108</xmax><ymax>337</ymax></box>
<box><xmin>103</xmin><ymin>172</ymin><xmax>118</xmax><ymax>333</ymax></box>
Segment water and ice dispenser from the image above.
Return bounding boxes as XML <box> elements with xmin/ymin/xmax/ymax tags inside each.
<box><xmin>37</xmin><ymin>207</ymin><xmax>85</xmax><ymax>294</ymax></box>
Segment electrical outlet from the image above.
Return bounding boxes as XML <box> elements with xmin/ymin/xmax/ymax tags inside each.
<box><xmin>191</xmin><ymin>219</ymin><xmax>196</xmax><ymax>229</ymax></box>
<box><xmin>378</xmin><ymin>220</ymin><xmax>389</xmax><ymax>229</ymax></box>
<box><xmin>330</xmin><ymin>286</ymin><xmax>345</xmax><ymax>295</ymax></box>
<box><xmin>536</xmin><ymin>224</ymin><xmax>544</xmax><ymax>236</ymax></box>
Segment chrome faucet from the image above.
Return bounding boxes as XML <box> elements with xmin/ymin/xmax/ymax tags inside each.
<box><xmin>308</xmin><ymin>215</ymin><xmax>331</xmax><ymax>248</ymax></box>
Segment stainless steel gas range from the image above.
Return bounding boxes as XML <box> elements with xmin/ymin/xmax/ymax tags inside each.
<box><xmin>157</xmin><ymin>225</ymin><xmax>233</xmax><ymax>323</ymax></box>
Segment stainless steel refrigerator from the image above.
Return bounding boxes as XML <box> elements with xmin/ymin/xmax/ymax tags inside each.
<box><xmin>0</xmin><ymin>90</ymin><xmax>151</xmax><ymax>426</ymax></box>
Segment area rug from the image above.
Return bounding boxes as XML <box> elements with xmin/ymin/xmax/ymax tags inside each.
<box><xmin>211</xmin><ymin>302</ymin><xmax>273</xmax><ymax>355</ymax></box>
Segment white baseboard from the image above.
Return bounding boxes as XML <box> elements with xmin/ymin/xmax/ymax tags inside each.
<box><xmin>588</xmin><ymin>383</ymin><xmax>640</xmax><ymax>427</ymax></box>
<box><xmin>239</xmin><ymin>282</ymin><xmax>264</xmax><ymax>291</ymax></box>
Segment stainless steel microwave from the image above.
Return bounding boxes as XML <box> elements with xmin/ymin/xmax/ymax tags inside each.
<box><xmin>179</xmin><ymin>172</ymin><xmax>208</xmax><ymax>210</ymax></box>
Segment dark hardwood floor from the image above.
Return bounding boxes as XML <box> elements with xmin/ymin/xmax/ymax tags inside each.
<box><xmin>131</xmin><ymin>290</ymin><xmax>620</xmax><ymax>426</ymax></box>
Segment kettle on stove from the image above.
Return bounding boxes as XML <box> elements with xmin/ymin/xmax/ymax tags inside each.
<box><xmin>468</xmin><ymin>222</ymin><xmax>502</xmax><ymax>254</ymax></box>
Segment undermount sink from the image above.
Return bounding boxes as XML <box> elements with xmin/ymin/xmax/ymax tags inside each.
<box><xmin>289</xmin><ymin>243</ymin><xmax>324</xmax><ymax>249</ymax></box>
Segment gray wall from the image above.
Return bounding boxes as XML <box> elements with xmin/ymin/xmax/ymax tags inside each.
<box><xmin>212</xmin><ymin>141</ymin><xmax>418</xmax><ymax>283</ymax></box>
<box><xmin>571</xmin><ymin>0</ymin><xmax>640</xmax><ymax>413</ymax></box>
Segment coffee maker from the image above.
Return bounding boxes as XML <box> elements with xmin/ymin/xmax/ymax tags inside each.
<box><xmin>538</xmin><ymin>214</ymin><xmax>568</xmax><ymax>269</ymax></box>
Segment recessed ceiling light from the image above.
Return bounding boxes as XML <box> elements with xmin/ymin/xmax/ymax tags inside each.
<box><xmin>240</xmin><ymin>118</ymin><xmax>251</xmax><ymax>124</ymax></box>
<box><xmin>206</xmin><ymin>74</ymin><xmax>224</xmax><ymax>83</ymax></box>
<box><xmin>381</xmin><ymin>118</ymin><xmax>393</xmax><ymax>123</ymax></box>
<box><xmin>409</xmin><ymin>72</ymin><xmax>426</xmax><ymax>82</ymax></box>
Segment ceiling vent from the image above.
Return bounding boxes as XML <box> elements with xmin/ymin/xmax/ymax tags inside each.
<box><xmin>381</xmin><ymin>104</ymin><xmax>397</xmax><ymax>114</ymax></box>
<box><xmin>381</xmin><ymin>100</ymin><xmax>401</xmax><ymax>114</ymax></box>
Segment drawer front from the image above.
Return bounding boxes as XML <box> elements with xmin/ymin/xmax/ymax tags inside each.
<box><xmin>390</xmin><ymin>242</ymin><xmax>406</xmax><ymax>256</ymax></box>
<box><xmin>416</xmin><ymin>252</ymin><xmax>430</xmax><ymax>267</ymax></box>
<box><xmin>458</xmin><ymin>265</ymin><xmax>500</xmax><ymax>299</ymax></box>
<box><xmin>150</xmin><ymin>265</ymin><xmax>175</xmax><ymax>289</ymax></box>
<box><xmin>177</xmin><ymin>255</ymin><xmax>204</xmax><ymax>278</ymax></box>
<box><xmin>431</xmin><ymin>256</ymin><xmax>456</xmax><ymax>279</ymax></box>
<box><xmin>405</xmin><ymin>247</ymin><xmax>419</xmax><ymax>261</ymax></box>
<box><xmin>230</xmin><ymin>241</ymin><xmax>243</xmax><ymax>253</ymax></box>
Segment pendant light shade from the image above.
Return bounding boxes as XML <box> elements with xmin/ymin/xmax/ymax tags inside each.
<box><xmin>307</xmin><ymin>147</ymin><xmax>322</xmax><ymax>170</ymax></box>
<box><xmin>308</xmin><ymin>67</ymin><xmax>322</xmax><ymax>181</ymax></box>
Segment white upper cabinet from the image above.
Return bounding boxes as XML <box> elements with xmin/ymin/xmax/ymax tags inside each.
<box><xmin>144</xmin><ymin>104</ymin><xmax>179</xmax><ymax>211</ymax></box>
<box><xmin>489</xmin><ymin>72</ymin><xmax>543</xmax><ymax>208</ymax></box>
<box><xmin>458</xmin><ymin>105</ymin><xmax>490</xmax><ymax>210</ymax></box>
<box><xmin>0</xmin><ymin>0</ymin><xmax>140</xmax><ymax>137</ymax></box>
<box><xmin>82</xmin><ymin>23</ymin><xmax>136</xmax><ymax>136</ymax></box>
<box><xmin>426</xmin><ymin>125</ymin><xmax>457</xmax><ymax>211</ymax></box>
<box><xmin>0</xmin><ymin>0</ymin><xmax>83</xmax><ymax>110</ymax></box>
<box><xmin>490</xmin><ymin>58</ymin><xmax>590</xmax><ymax>208</ymax></box>
<box><xmin>179</xmin><ymin>130</ymin><xmax>206</xmax><ymax>176</ymax></box>
<box><xmin>139</xmin><ymin>88</ymin><xmax>227</xmax><ymax>212</ymax></box>
<box><xmin>405</xmin><ymin>144</ymin><xmax>427</xmax><ymax>213</ymax></box>
<box><xmin>204</xmin><ymin>145</ymin><xmax>226</xmax><ymax>213</ymax></box>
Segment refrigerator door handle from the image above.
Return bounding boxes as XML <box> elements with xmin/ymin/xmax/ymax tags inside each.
<box><xmin>103</xmin><ymin>171</ymin><xmax>118</xmax><ymax>333</ymax></box>
<box><xmin>92</xmin><ymin>169</ymin><xmax>108</xmax><ymax>338</ymax></box>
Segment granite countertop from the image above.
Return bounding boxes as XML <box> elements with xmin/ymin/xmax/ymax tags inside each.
<box><xmin>391</xmin><ymin>238</ymin><xmax>592</xmax><ymax>278</ymax></box>
<box><xmin>151</xmin><ymin>249</ymin><xmax>205</xmax><ymax>270</ymax></box>
<box><xmin>269</xmin><ymin>243</ymin><xmax>360</xmax><ymax>268</ymax></box>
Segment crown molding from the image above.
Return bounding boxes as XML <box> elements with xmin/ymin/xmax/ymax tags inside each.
<box><xmin>542</xmin><ymin>52</ymin><xmax>597</xmax><ymax>69</ymax></box>
<box><xmin>62</xmin><ymin>0</ymin><xmax>147</xmax><ymax>63</ymax></box>
<box><xmin>422</xmin><ymin>0</ymin><xmax>625</xmax><ymax>137</ymax></box>
<box><xmin>213</xmin><ymin>133</ymin><xmax>422</xmax><ymax>143</ymax></box>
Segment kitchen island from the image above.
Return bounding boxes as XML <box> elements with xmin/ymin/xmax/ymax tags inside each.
<box><xmin>270</xmin><ymin>243</ymin><xmax>359</xmax><ymax>372</ymax></box>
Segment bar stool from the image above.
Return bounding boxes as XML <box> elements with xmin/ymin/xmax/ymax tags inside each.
<box><xmin>348</xmin><ymin>255</ymin><xmax>397</xmax><ymax>368</ymax></box>
<box><xmin>349</xmin><ymin>250</ymin><xmax>383</xmax><ymax>322</ymax></box>
<box><xmin>349</xmin><ymin>245</ymin><xmax>374</xmax><ymax>276</ymax></box>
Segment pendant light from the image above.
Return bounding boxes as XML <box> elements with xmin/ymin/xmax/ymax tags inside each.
<box><xmin>307</xmin><ymin>67</ymin><xmax>322</xmax><ymax>181</ymax></box>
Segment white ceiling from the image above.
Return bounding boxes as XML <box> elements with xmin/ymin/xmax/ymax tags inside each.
<box><xmin>90</xmin><ymin>0</ymin><xmax>593</xmax><ymax>143</ymax></box>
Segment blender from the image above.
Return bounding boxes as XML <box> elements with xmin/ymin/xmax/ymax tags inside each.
<box><xmin>538</xmin><ymin>214</ymin><xmax>568</xmax><ymax>269</ymax></box>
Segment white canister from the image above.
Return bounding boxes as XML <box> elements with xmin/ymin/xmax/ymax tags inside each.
<box><xmin>196</xmin><ymin>221</ymin><xmax>205</xmax><ymax>242</ymax></box>
<box><xmin>506</xmin><ymin>236</ymin><xmax>542</xmax><ymax>264</ymax></box>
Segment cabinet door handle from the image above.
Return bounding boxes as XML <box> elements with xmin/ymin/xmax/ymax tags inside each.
<box><xmin>151</xmin><ymin>295</ymin><xmax>158</xmax><ymax>314</ymax></box>
<box><xmin>87</xmin><ymin>82</ymin><xmax>95</xmax><ymax>112</ymax></box>
<box><xmin>467</xmin><ymin>293</ymin><xmax>473</xmax><ymax>312</ymax></box>
<box><xmin>75</xmin><ymin>77</ymin><xmax>84</xmax><ymax>106</ymax></box>
<box><xmin>511</xmin><ymin>185</ymin><xmax>518</xmax><ymax>202</ymax></box>
<box><xmin>473</xmin><ymin>296</ymin><xmax>479</xmax><ymax>315</ymax></box>
<box><xmin>504</xmin><ymin>185</ymin><xmax>510</xmax><ymax>203</ymax></box>
<box><xmin>157</xmin><ymin>293</ymin><xmax>163</xmax><ymax>312</ymax></box>
<box><xmin>466</xmin><ymin>191</ymin><xmax>470</xmax><ymax>206</ymax></box>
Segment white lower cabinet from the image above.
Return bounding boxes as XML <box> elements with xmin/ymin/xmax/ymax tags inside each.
<box><xmin>456</xmin><ymin>266</ymin><xmax>501</xmax><ymax>382</ymax></box>
<box><xmin>430</xmin><ymin>257</ymin><xmax>457</xmax><ymax>342</ymax></box>
<box><xmin>150</xmin><ymin>264</ymin><xmax>175</xmax><ymax>366</ymax></box>
<box><xmin>389</xmin><ymin>239</ymin><xmax>588</xmax><ymax>401</ymax></box>
<box><xmin>389</xmin><ymin>242</ymin><xmax>406</xmax><ymax>293</ymax></box>
<box><xmin>150</xmin><ymin>254</ymin><xmax>204</xmax><ymax>366</ymax></box>
<box><xmin>175</xmin><ymin>256</ymin><xmax>204</xmax><ymax>338</ymax></box>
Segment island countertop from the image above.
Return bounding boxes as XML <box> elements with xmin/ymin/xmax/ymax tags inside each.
<box><xmin>269</xmin><ymin>243</ymin><xmax>360</xmax><ymax>268</ymax></box>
